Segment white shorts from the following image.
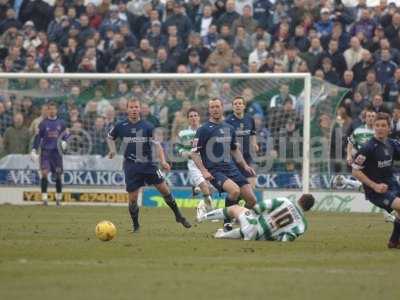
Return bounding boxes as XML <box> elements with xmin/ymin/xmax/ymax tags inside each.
<box><xmin>238</xmin><ymin>210</ymin><xmax>259</xmax><ymax>241</ymax></box>
<box><xmin>188</xmin><ymin>160</ymin><xmax>206</xmax><ymax>187</ymax></box>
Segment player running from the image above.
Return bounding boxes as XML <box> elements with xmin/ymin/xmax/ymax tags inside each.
<box><xmin>31</xmin><ymin>101</ymin><xmax>68</xmax><ymax>207</ymax></box>
<box><xmin>176</xmin><ymin>108</ymin><xmax>214</xmax><ymax>217</ymax></box>
<box><xmin>225</xmin><ymin>96</ymin><xmax>258</xmax><ymax>188</ymax></box>
<box><xmin>197</xmin><ymin>194</ymin><xmax>315</xmax><ymax>241</ymax></box>
<box><xmin>336</xmin><ymin>108</ymin><xmax>395</xmax><ymax>222</ymax></box>
<box><xmin>107</xmin><ymin>99</ymin><xmax>191</xmax><ymax>233</ymax></box>
<box><xmin>352</xmin><ymin>112</ymin><xmax>400</xmax><ymax>249</ymax></box>
<box><xmin>191</xmin><ymin>98</ymin><xmax>258</xmax><ymax>231</ymax></box>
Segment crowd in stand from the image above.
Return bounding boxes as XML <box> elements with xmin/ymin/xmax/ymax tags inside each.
<box><xmin>2</xmin><ymin>0</ymin><xmax>400</xmax><ymax>172</ymax></box>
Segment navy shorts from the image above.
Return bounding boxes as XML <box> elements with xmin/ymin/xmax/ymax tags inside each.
<box><xmin>365</xmin><ymin>184</ymin><xmax>400</xmax><ymax>212</ymax></box>
<box><xmin>210</xmin><ymin>165</ymin><xmax>249</xmax><ymax>193</ymax></box>
<box><xmin>123</xmin><ymin>161</ymin><xmax>164</xmax><ymax>192</ymax></box>
<box><xmin>40</xmin><ymin>149</ymin><xmax>63</xmax><ymax>174</ymax></box>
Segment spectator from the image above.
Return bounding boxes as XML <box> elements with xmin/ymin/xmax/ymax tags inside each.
<box><xmin>163</xmin><ymin>1</ymin><xmax>192</xmax><ymax>43</ymax></box>
<box><xmin>385</xmin><ymin>67</ymin><xmax>400</xmax><ymax>104</ymax></box>
<box><xmin>186</xmin><ymin>49</ymin><xmax>204</xmax><ymax>73</ymax></box>
<box><xmin>321</xmin><ymin>57</ymin><xmax>340</xmax><ymax>85</ymax></box>
<box><xmin>141</xmin><ymin>102</ymin><xmax>160</xmax><ymax>127</ymax></box>
<box><xmin>202</xmin><ymin>24</ymin><xmax>218</xmax><ymax>50</ymax></box>
<box><xmin>314</xmin><ymin>8</ymin><xmax>334</xmax><ymax>38</ymax></box>
<box><xmin>89</xmin><ymin>116</ymin><xmax>108</xmax><ymax>156</ymax></box>
<box><xmin>233</xmin><ymin>25</ymin><xmax>252</xmax><ymax>60</ymax></box>
<box><xmin>206</xmin><ymin>39</ymin><xmax>233</xmax><ymax>72</ymax></box>
<box><xmin>195</xmin><ymin>4</ymin><xmax>215</xmax><ymax>38</ymax></box>
<box><xmin>282</xmin><ymin>46</ymin><xmax>304</xmax><ymax>73</ymax></box>
<box><xmin>356</xmin><ymin>70</ymin><xmax>382</xmax><ymax>103</ymax></box>
<box><xmin>352</xmin><ymin>49</ymin><xmax>375</xmax><ymax>84</ymax></box>
<box><xmin>288</xmin><ymin>24</ymin><xmax>309</xmax><ymax>53</ymax></box>
<box><xmin>3</xmin><ymin>112</ymin><xmax>30</xmax><ymax>155</ymax></box>
<box><xmin>348</xmin><ymin>91</ymin><xmax>369</xmax><ymax>119</ymax></box>
<box><xmin>185</xmin><ymin>31</ymin><xmax>210</xmax><ymax>65</ymax></box>
<box><xmin>351</xmin><ymin>8</ymin><xmax>376</xmax><ymax>40</ymax></box>
<box><xmin>375</xmin><ymin>48</ymin><xmax>397</xmax><ymax>88</ymax></box>
<box><xmin>390</xmin><ymin>103</ymin><xmax>400</xmax><ymax>140</ymax></box>
<box><xmin>232</xmin><ymin>4</ymin><xmax>258</xmax><ymax>35</ymax></box>
<box><xmin>384</xmin><ymin>12</ymin><xmax>400</xmax><ymax>40</ymax></box>
<box><xmin>217</xmin><ymin>0</ymin><xmax>240</xmax><ymax>30</ymax></box>
<box><xmin>344</xmin><ymin>36</ymin><xmax>365</xmax><ymax>70</ymax></box>
<box><xmin>248</xmin><ymin>40</ymin><xmax>268</xmax><ymax>69</ymax></box>
<box><xmin>270</xmin><ymin>84</ymin><xmax>297</xmax><ymax>109</ymax></box>
<box><xmin>301</xmin><ymin>37</ymin><xmax>323</xmax><ymax>73</ymax></box>
<box><xmin>370</xmin><ymin>94</ymin><xmax>390</xmax><ymax>114</ymax></box>
<box><xmin>146</xmin><ymin>21</ymin><xmax>167</xmax><ymax>51</ymax></box>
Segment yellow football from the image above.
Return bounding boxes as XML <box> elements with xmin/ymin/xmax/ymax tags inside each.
<box><xmin>95</xmin><ymin>220</ymin><xmax>117</xmax><ymax>241</ymax></box>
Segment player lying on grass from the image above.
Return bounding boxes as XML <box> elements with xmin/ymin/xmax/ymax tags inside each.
<box><xmin>176</xmin><ymin>108</ymin><xmax>214</xmax><ymax>218</ymax></box>
<box><xmin>107</xmin><ymin>99</ymin><xmax>191</xmax><ymax>232</ymax></box>
<box><xmin>352</xmin><ymin>112</ymin><xmax>400</xmax><ymax>249</ymax></box>
<box><xmin>197</xmin><ymin>194</ymin><xmax>315</xmax><ymax>241</ymax></box>
<box><xmin>334</xmin><ymin>108</ymin><xmax>395</xmax><ymax>223</ymax></box>
<box><xmin>191</xmin><ymin>98</ymin><xmax>258</xmax><ymax>232</ymax></box>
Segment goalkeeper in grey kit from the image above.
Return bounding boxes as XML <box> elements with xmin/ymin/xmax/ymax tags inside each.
<box><xmin>176</xmin><ymin>108</ymin><xmax>214</xmax><ymax>218</ymax></box>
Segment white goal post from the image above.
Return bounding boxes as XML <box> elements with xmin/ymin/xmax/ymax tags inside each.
<box><xmin>0</xmin><ymin>72</ymin><xmax>312</xmax><ymax>193</ymax></box>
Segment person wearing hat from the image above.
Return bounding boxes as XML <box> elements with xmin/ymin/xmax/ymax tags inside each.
<box><xmin>314</xmin><ymin>8</ymin><xmax>334</xmax><ymax>37</ymax></box>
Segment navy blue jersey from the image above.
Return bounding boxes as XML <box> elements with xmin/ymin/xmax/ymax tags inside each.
<box><xmin>352</xmin><ymin>137</ymin><xmax>400</xmax><ymax>194</ymax></box>
<box><xmin>225</xmin><ymin>113</ymin><xmax>256</xmax><ymax>162</ymax></box>
<box><xmin>108</xmin><ymin>119</ymin><xmax>157</xmax><ymax>170</ymax></box>
<box><xmin>194</xmin><ymin>121</ymin><xmax>238</xmax><ymax>170</ymax></box>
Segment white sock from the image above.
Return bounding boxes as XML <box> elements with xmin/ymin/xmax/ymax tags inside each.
<box><xmin>204</xmin><ymin>195</ymin><xmax>213</xmax><ymax>207</ymax></box>
<box><xmin>215</xmin><ymin>228</ymin><xmax>242</xmax><ymax>239</ymax></box>
<box><xmin>56</xmin><ymin>193</ymin><xmax>62</xmax><ymax>201</ymax></box>
<box><xmin>344</xmin><ymin>178</ymin><xmax>362</xmax><ymax>188</ymax></box>
<box><xmin>42</xmin><ymin>193</ymin><xmax>48</xmax><ymax>202</ymax></box>
<box><xmin>205</xmin><ymin>208</ymin><xmax>228</xmax><ymax>221</ymax></box>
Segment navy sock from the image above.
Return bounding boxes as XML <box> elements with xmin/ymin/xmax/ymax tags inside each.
<box><xmin>128</xmin><ymin>202</ymin><xmax>140</xmax><ymax>229</ymax></box>
<box><xmin>164</xmin><ymin>194</ymin><xmax>183</xmax><ymax>220</ymax></box>
<box><xmin>41</xmin><ymin>177</ymin><xmax>48</xmax><ymax>193</ymax></box>
<box><xmin>224</xmin><ymin>197</ymin><xmax>237</xmax><ymax>224</ymax></box>
<box><xmin>389</xmin><ymin>219</ymin><xmax>400</xmax><ymax>242</ymax></box>
<box><xmin>55</xmin><ymin>177</ymin><xmax>62</xmax><ymax>193</ymax></box>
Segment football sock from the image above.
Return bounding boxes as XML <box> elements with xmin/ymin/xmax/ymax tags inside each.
<box><xmin>128</xmin><ymin>202</ymin><xmax>140</xmax><ymax>229</ymax></box>
<box><xmin>204</xmin><ymin>194</ymin><xmax>213</xmax><ymax>207</ymax></box>
<box><xmin>164</xmin><ymin>194</ymin><xmax>183</xmax><ymax>219</ymax></box>
<box><xmin>224</xmin><ymin>196</ymin><xmax>237</xmax><ymax>225</ymax></box>
<box><xmin>41</xmin><ymin>177</ymin><xmax>48</xmax><ymax>193</ymax></box>
<box><xmin>42</xmin><ymin>193</ymin><xmax>48</xmax><ymax>203</ymax></box>
<box><xmin>215</xmin><ymin>228</ymin><xmax>242</xmax><ymax>239</ymax></box>
<box><xmin>389</xmin><ymin>218</ymin><xmax>400</xmax><ymax>242</ymax></box>
<box><xmin>55</xmin><ymin>177</ymin><xmax>62</xmax><ymax>193</ymax></box>
<box><xmin>204</xmin><ymin>208</ymin><xmax>230</xmax><ymax>221</ymax></box>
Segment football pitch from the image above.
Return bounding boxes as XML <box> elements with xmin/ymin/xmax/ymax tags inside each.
<box><xmin>0</xmin><ymin>205</ymin><xmax>399</xmax><ymax>300</ymax></box>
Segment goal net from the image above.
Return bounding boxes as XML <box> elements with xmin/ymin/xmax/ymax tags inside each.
<box><xmin>0</xmin><ymin>73</ymin><xmax>348</xmax><ymax>193</ymax></box>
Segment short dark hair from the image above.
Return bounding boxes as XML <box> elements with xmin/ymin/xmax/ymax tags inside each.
<box><xmin>374</xmin><ymin>112</ymin><xmax>391</xmax><ymax>126</ymax></box>
<box><xmin>208</xmin><ymin>97</ymin><xmax>223</xmax><ymax>106</ymax></box>
<box><xmin>232</xmin><ymin>96</ymin><xmax>245</xmax><ymax>104</ymax></box>
<box><xmin>127</xmin><ymin>98</ymin><xmax>141</xmax><ymax>107</ymax></box>
<box><xmin>47</xmin><ymin>100</ymin><xmax>57</xmax><ymax>107</ymax></box>
<box><xmin>298</xmin><ymin>194</ymin><xmax>315</xmax><ymax>211</ymax></box>
<box><xmin>187</xmin><ymin>107</ymin><xmax>199</xmax><ymax>118</ymax></box>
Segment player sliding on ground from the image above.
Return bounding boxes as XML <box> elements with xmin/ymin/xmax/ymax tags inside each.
<box><xmin>176</xmin><ymin>108</ymin><xmax>214</xmax><ymax>218</ymax></box>
<box><xmin>31</xmin><ymin>101</ymin><xmax>69</xmax><ymax>207</ymax></box>
<box><xmin>191</xmin><ymin>98</ymin><xmax>258</xmax><ymax>232</ymax></box>
<box><xmin>335</xmin><ymin>108</ymin><xmax>395</xmax><ymax>222</ymax></box>
<box><xmin>197</xmin><ymin>194</ymin><xmax>315</xmax><ymax>241</ymax></box>
<box><xmin>352</xmin><ymin>112</ymin><xmax>400</xmax><ymax>249</ymax></box>
<box><xmin>107</xmin><ymin>99</ymin><xmax>191</xmax><ymax>232</ymax></box>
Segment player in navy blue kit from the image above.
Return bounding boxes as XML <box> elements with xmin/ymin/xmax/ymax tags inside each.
<box><xmin>192</xmin><ymin>98</ymin><xmax>258</xmax><ymax>231</ymax></box>
<box><xmin>107</xmin><ymin>99</ymin><xmax>191</xmax><ymax>232</ymax></box>
<box><xmin>352</xmin><ymin>113</ymin><xmax>400</xmax><ymax>249</ymax></box>
<box><xmin>31</xmin><ymin>101</ymin><xmax>68</xmax><ymax>207</ymax></box>
<box><xmin>226</xmin><ymin>96</ymin><xmax>259</xmax><ymax>188</ymax></box>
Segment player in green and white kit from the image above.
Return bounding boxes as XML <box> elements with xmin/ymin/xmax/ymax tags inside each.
<box><xmin>176</xmin><ymin>108</ymin><xmax>214</xmax><ymax>217</ymax></box>
<box><xmin>337</xmin><ymin>108</ymin><xmax>395</xmax><ymax>222</ymax></box>
<box><xmin>197</xmin><ymin>194</ymin><xmax>315</xmax><ymax>241</ymax></box>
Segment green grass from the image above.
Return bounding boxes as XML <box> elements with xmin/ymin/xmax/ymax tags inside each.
<box><xmin>0</xmin><ymin>205</ymin><xmax>399</xmax><ymax>300</ymax></box>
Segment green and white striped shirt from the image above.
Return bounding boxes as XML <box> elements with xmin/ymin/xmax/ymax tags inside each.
<box><xmin>348</xmin><ymin>124</ymin><xmax>374</xmax><ymax>152</ymax></box>
<box><xmin>176</xmin><ymin>127</ymin><xmax>197</xmax><ymax>160</ymax></box>
<box><xmin>252</xmin><ymin>197</ymin><xmax>307</xmax><ymax>242</ymax></box>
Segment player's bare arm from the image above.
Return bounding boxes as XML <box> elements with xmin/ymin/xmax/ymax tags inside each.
<box><xmin>154</xmin><ymin>141</ymin><xmax>170</xmax><ymax>171</ymax></box>
<box><xmin>106</xmin><ymin>136</ymin><xmax>117</xmax><ymax>159</ymax></box>
<box><xmin>191</xmin><ymin>152</ymin><xmax>214</xmax><ymax>181</ymax></box>
<box><xmin>346</xmin><ymin>142</ymin><xmax>353</xmax><ymax>165</ymax></box>
<box><xmin>231</xmin><ymin>147</ymin><xmax>255</xmax><ymax>176</ymax></box>
<box><xmin>352</xmin><ymin>169</ymin><xmax>388</xmax><ymax>193</ymax></box>
<box><xmin>250</xmin><ymin>135</ymin><xmax>259</xmax><ymax>153</ymax></box>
